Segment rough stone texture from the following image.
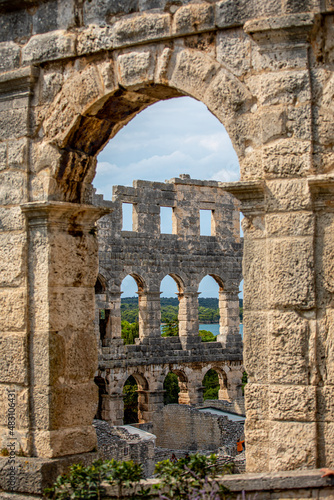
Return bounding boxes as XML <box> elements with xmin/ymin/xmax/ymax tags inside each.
<box><xmin>0</xmin><ymin>0</ymin><xmax>334</xmax><ymax>493</ymax></box>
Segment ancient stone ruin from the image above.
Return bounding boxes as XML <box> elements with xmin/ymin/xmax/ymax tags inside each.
<box><xmin>1</xmin><ymin>0</ymin><xmax>334</xmax><ymax>496</ymax></box>
<box><xmin>93</xmin><ymin>175</ymin><xmax>243</xmax><ymax>426</ymax></box>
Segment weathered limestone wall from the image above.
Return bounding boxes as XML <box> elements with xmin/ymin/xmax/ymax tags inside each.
<box><xmin>0</xmin><ymin>0</ymin><xmax>334</xmax><ymax>491</ymax></box>
<box><xmin>151</xmin><ymin>404</ymin><xmax>243</xmax><ymax>452</ymax></box>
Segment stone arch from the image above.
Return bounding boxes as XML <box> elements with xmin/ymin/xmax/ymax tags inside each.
<box><xmin>202</xmin><ymin>366</ymin><xmax>229</xmax><ymax>401</ymax></box>
<box><xmin>35</xmin><ymin>45</ymin><xmax>255</xmax><ymax>203</ymax></box>
<box><xmin>95</xmin><ymin>273</ymin><xmax>107</xmax><ymax>294</ymax></box>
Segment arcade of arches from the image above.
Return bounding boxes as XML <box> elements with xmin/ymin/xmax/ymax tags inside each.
<box><xmin>94</xmin><ymin>175</ymin><xmax>243</xmax><ymax>426</ymax></box>
<box><xmin>1</xmin><ymin>0</ymin><xmax>334</xmax><ymax>487</ymax></box>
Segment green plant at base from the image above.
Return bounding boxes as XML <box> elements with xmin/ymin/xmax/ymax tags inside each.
<box><xmin>44</xmin><ymin>458</ymin><xmax>143</xmax><ymax>500</ymax></box>
<box><xmin>0</xmin><ymin>448</ymin><xmax>9</xmax><ymax>456</ymax></box>
<box><xmin>154</xmin><ymin>453</ymin><xmax>231</xmax><ymax>500</ymax></box>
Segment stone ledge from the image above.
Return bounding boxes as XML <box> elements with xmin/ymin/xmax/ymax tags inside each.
<box><xmin>101</xmin><ymin>469</ymin><xmax>334</xmax><ymax>498</ymax></box>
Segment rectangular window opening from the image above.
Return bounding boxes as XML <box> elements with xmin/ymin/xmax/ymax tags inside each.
<box><xmin>122</xmin><ymin>203</ymin><xmax>133</xmax><ymax>231</ymax></box>
<box><xmin>200</xmin><ymin>209</ymin><xmax>213</xmax><ymax>236</ymax></box>
<box><xmin>160</xmin><ymin>206</ymin><xmax>173</xmax><ymax>234</ymax></box>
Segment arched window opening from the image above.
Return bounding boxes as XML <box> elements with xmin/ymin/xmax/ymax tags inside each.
<box><xmin>163</xmin><ymin>372</ymin><xmax>180</xmax><ymax>405</ymax></box>
<box><xmin>94</xmin><ymin>97</ymin><xmax>240</xmax><ymax>199</ymax></box>
<box><xmin>95</xmin><ymin>275</ymin><xmax>106</xmax><ymax>294</ymax></box>
<box><xmin>160</xmin><ymin>275</ymin><xmax>182</xmax><ymax>337</ymax></box>
<box><xmin>202</xmin><ymin>369</ymin><xmax>220</xmax><ymax>400</ymax></box>
<box><xmin>95</xmin><ymin>275</ymin><xmax>111</xmax><ymax>344</ymax></box>
<box><xmin>94</xmin><ymin>371</ymin><xmax>108</xmax><ymax>420</ymax></box>
<box><xmin>197</xmin><ymin>276</ymin><xmax>220</xmax><ymax>341</ymax></box>
<box><xmin>121</xmin><ymin>275</ymin><xmax>144</xmax><ymax>344</ymax></box>
<box><xmin>123</xmin><ymin>375</ymin><xmax>138</xmax><ymax>424</ymax></box>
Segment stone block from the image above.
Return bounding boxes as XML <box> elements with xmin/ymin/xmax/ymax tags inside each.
<box><xmin>33</xmin><ymin>425</ymin><xmax>97</xmax><ymax>458</ymax></box>
<box><xmin>172</xmin><ymin>4</ymin><xmax>215</xmax><ymax>35</ymax></box>
<box><xmin>22</xmin><ymin>30</ymin><xmax>76</xmax><ymax>65</ymax></box>
<box><xmin>43</xmin><ymin>92</ymin><xmax>79</xmax><ymax>147</ymax></box>
<box><xmin>77</xmin><ymin>25</ymin><xmax>113</xmax><ymax>56</ymax></box>
<box><xmin>267</xmin><ymin>237</ymin><xmax>315</xmax><ymax>309</ymax></box>
<box><xmin>49</xmin><ymin>287</ymin><xmax>95</xmax><ymax>332</ymax></box>
<box><xmin>269</xmin><ymin>421</ymin><xmax>317</xmax><ymax>470</ymax></box>
<box><xmin>247</xmin><ymin>70</ymin><xmax>310</xmax><ymax>107</ymax></box>
<box><xmin>0</xmin><ymin>232</ymin><xmax>26</xmax><ymax>287</ymax></box>
<box><xmin>170</xmin><ymin>49</ymin><xmax>220</xmax><ymax>101</ymax></box>
<box><xmin>269</xmin><ymin>310</ymin><xmax>309</xmax><ymax>384</ymax></box>
<box><xmin>112</xmin><ymin>12</ymin><xmax>171</xmax><ymax>48</ymax></box>
<box><xmin>263</xmin><ymin>139</ymin><xmax>312</xmax><ymax>177</ymax></box>
<box><xmin>0</xmin><ymin>385</ymin><xmax>29</xmax><ymax>430</ymax></box>
<box><xmin>266</xmin><ymin>211</ymin><xmax>314</xmax><ymax>237</ymax></box>
<box><xmin>0</xmin><ymin>41</ymin><xmax>20</xmax><ymax>73</ymax></box>
<box><xmin>216</xmin><ymin>29</ymin><xmax>251</xmax><ymax>77</ymax></box>
<box><xmin>245</xmin><ymin>419</ymin><xmax>269</xmax><ymax>472</ymax></box>
<box><xmin>0</xmin><ymin>288</ymin><xmax>26</xmax><ymax>332</ymax></box>
<box><xmin>204</xmin><ymin>68</ymin><xmax>254</xmax><ymax>123</ymax></box>
<box><xmin>216</xmin><ymin>0</ymin><xmax>281</xmax><ymax>29</ymax></box>
<box><xmin>287</xmin><ymin>104</ymin><xmax>312</xmax><ymax>140</ymax></box>
<box><xmin>261</xmin><ymin>109</ymin><xmax>286</xmax><ymax>144</ymax></box>
<box><xmin>318</xmin><ymin>422</ymin><xmax>334</xmax><ymax>468</ymax></box>
<box><xmin>282</xmin><ymin>0</ymin><xmax>319</xmax><ymax>13</ymax></box>
<box><xmin>251</xmin><ymin>44</ymin><xmax>308</xmax><ymax>73</ymax></box>
<box><xmin>49</xmin><ymin>232</ymin><xmax>98</xmax><ymax>287</ymax></box>
<box><xmin>97</xmin><ymin>60</ymin><xmax>117</xmax><ymax>92</ymax></box>
<box><xmin>83</xmin><ymin>0</ymin><xmax>139</xmax><ymax>24</ymax></box>
<box><xmin>7</xmin><ymin>138</ymin><xmax>28</xmax><ymax>171</ymax></box>
<box><xmin>245</xmin><ymin>383</ymin><xmax>269</xmax><ymax>420</ymax></box>
<box><xmin>62</xmin><ymin>65</ymin><xmax>103</xmax><ymax>114</ymax></box>
<box><xmin>0</xmin><ymin>207</ymin><xmax>24</xmax><ymax>232</ymax></box>
<box><xmin>266</xmin><ymin>179</ymin><xmax>312</xmax><ymax>212</ymax></box>
<box><xmin>117</xmin><ymin>49</ymin><xmax>155</xmax><ymax>88</ymax></box>
<box><xmin>0</xmin><ymin>333</ymin><xmax>27</xmax><ymax>385</ymax></box>
<box><xmin>317</xmin><ymin>387</ymin><xmax>334</xmax><ymax>422</ymax></box>
<box><xmin>269</xmin><ymin>385</ymin><xmax>316</xmax><ymax>421</ymax></box>
<box><xmin>243</xmin><ymin>239</ymin><xmax>267</xmax><ymax>310</ymax></box>
<box><xmin>0</xmin><ymin>108</ymin><xmax>29</xmax><ymax>140</ymax></box>
<box><xmin>243</xmin><ymin>312</ymin><xmax>269</xmax><ymax>383</ymax></box>
<box><xmin>33</xmin><ymin>382</ymin><xmax>98</xmax><ymax>429</ymax></box>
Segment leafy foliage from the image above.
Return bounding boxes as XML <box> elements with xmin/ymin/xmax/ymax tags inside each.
<box><xmin>161</xmin><ymin>317</ymin><xmax>179</xmax><ymax>337</ymax></box>
<box><xmin>154</xmin><ymin>453</ymin><xmax>231</xmax><ymax>500</ymax></box>
<box><xmin>123</xmin><ymin>376</ymin><xmax>138</xmax><ymax>424</ymax></box>
<box><xmin>121</xmin><ymin>320</ymin><xmax>139</xmax><ymax>345</ymax></box>
<box><xmin>199</xmin><ymin>330</ymin><xmax>216</xmax><ymax>342</ymax></box>
<box><xmin>203</xmin><ymin>369</ymin><xmax>219</xmax><ymax>400</ymax></box>
<box><xmin>44</xmin><ymin>459</ymin><xmax>143</xmax><ymax>499</ymax></box>
<box><xmin>163</xmin><ymin>372</ymin><xmax>180</xmax><ymax>405</ymax></box>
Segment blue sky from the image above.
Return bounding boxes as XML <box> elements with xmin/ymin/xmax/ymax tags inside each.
<box><xmin>93</xmin><ymin>96</ymin><xmax>242</xmax><ymax>298</ymax></box>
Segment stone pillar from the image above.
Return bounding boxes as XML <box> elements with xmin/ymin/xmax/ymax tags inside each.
<box><xmin>224</xmin><ymin>180</ymin><xmax>318</xmax><ymax>472</ymax></box>
<box><xmin>138</xmin><ymin>291</ymin><xmax>161</xmax><ymax>339</ymax></box>
<box><xmin>216</xmin><ymin>289</ymin><xmax>242</xmax><ymax>350</ymax></box>
<box><xmin>108</xmin><ymin>291</ymin><xmax>122</xmax><ymax>339</ymax></box>
<box><xmin>178</xmin><ymin>291</ymin><xmax>201</xmax><ymax>348</ymax></box>
<box><xmin>137</xmin><ymin>390</ymin><xmax>164</xmax><ymax>422</ymax></box>
<box><xmin>21</xmin><ymin>201</ymin><xmax>107</xmax><ymax>458</ymax></box>
<box><xmin>101</xmin><ymin>394</ymin><xmax>124</xmax><ymax>426</ymax></box>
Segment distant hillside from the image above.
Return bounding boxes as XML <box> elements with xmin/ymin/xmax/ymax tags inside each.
<box><xmin>121</xmin><ymin>296</ymin><xmax>243</xmax><ymax>323</ymax></box>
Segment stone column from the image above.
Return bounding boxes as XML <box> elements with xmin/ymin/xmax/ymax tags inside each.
<box><xmin>101</xmin><ymin>394</ymin><xmax>124</xmax><ymax>426</ymax></box>
<box><xmin>21</xmin><ymin>201</ymin><xmax>107</xmax><ymax>458</ymax></box>
<box><xmin>108</xmin><ymin>291</ymin><xmax>122</xmax><ymax>339</ymax></box>
<box><xmin>138</xmin><ymin>291</ymin><xmax>161</xmax><ymax>339</ymax></box>
<box><xmin>178</xmin><ymin>291</ymin><xmax>201</xmax><ymax>348</ymax></box>
<box><xmin>137</xmin><ymin>390</ymin><xmax>164</xmax><ymax>423</ymax></box>
<box><xmin>224</xmin><ymin>180</ymin><xmax>318</xmax><ymax>472</ymax></box>
<box><xmin>216</xmin><ymin>289</ymin><xmax>242</xmax><ymax>350</ymax></box>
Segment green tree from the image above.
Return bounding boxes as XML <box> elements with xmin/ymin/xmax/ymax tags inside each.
<box><xmin>199</xmin><ymin>329</ymin><xmax>216</xmax><ymax>342</ymax></box>
<box><xmin>161</xmin><ymin>316</ymin><xmax>179</xmax><ymax>336</ymax></box>
<box><xmin>123</xmin><ymin>376</ymin><xmax>138</xmax><ymax>424</ymax></box>
<box><xmin>203</xmin><ymin>369</ymin><xmax>219</xmax><ymax>400</ymax></box>
<box><xmin>163</xmin><ymin>372</ymin><xmax>180</xmax><ymax>405</ymax></box>
<box><xmin>121</xmin><ymin>320</ymin><xmax>139</xmax><ymax>345</ymax></box>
